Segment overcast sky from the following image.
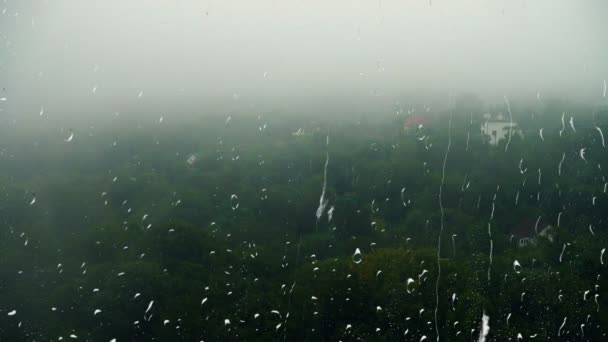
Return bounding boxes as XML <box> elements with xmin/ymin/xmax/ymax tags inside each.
<box><xmin>1</xmin><ymin>0</ymin><xmax>607</xmax><ymax>121</ymax></box>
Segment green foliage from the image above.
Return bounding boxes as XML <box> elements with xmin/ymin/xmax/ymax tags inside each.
<box><xmin>0</xmin><ymin>102</ymin><xmax>607</xmax><ymax>340</ymax></box>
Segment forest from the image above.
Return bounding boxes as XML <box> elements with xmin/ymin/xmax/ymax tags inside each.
<box><xmin>0</xmin><ymin>95</ymin><xmax>607</xmax><ymax>341</ymax></box>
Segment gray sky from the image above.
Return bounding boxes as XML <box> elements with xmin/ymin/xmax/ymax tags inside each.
<box><xmin>1</xmin><ymin>0</ymin><xmax>607</xmax><ymax>121</ymax></box>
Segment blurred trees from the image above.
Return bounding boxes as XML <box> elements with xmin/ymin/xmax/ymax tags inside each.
<box><xmin>0</xmin><ymin>100</ymin><xmax>606</xmax><ymax>340</ymax></box>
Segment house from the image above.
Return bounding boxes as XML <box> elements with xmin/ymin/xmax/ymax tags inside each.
<box><xmin>480</xmin><ymin>113</ymin><xmax>522</xmax><ymax>146</ymax></box>
<box><xmin>186</xmin><ymin>154</ymin><xmax>198</xmax><ymax>165</ymax></box>
<box><xmin>538</xmin><ymin>225</ymin><xmax>555</xmax><ymax>243</ymax></box>
<box><xmin>403</xmin><ymin>115</ymin><xmax>428</xmax><ymax>133</ymax></box>
<box><xmin>292</xmin><ymin>128</ymin><xmax>306</xmax><ymax>137</ymax></box>
<box><xmin>510</xmin><ymin>219</ymin><xmax>555</xmax><ymax>248</ymax></box>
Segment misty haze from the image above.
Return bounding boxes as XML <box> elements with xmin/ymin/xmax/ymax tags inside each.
<box><xmin>0</xmin><ymin>1</ymin><xmax>607</xmax><ymax>341</ymax></box>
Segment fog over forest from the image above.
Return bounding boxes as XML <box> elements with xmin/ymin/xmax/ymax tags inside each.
<box><xmin>1</xmin><ymin>0</ymin><xmax>607</xmax><ymax>125</ymax></box>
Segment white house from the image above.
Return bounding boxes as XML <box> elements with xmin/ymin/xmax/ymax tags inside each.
<box><xmin>480</xmin><ymin>113</ymin><xmax>522</xmax><ymax>146</ymax></box>
<box><xmin>510</xmin><ymin>219</ymin><xmax>555</xmax><ymax>248</ymax></box>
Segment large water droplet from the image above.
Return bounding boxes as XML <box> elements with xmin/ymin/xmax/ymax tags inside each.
<box><xmin>513</xmin><ymin>260</ymin><xmax>522</xmax><ymax>273</ymax></box>
<box><xmin>230</xmin><ymin>194</ymin><xmax>239</xmax><ymax>210</ymax></box>
<box><xmin>352</xmin><ymin>248</ymin><xmax>363</xmax><ymax>264</ymax></box>
<box><xmin>64</xmin><ymin>130</ymin><xmax>74</xmax><ymax>142</ymax></box>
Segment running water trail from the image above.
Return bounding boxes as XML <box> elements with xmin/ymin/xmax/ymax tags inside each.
<box><xmin>518</xmin><ymin>158</ymin><xmax>527</xmax><ymax>174</ymax></box>
<box><xmin>558</xmin><ymin>153</ymin><xmax>565</xmax><ymax>176</ymax></box>
<box><xmin>434</xmin><ymin>96</ymin><xmax>452</xmax><ymax>342</ymax></box>
<box><xmin>488</xmin><ymin>222</ymin><xmax>493</xmax><ymax>282</ymax></box>
<box><xmin>487</xmin><ymin>187</ymin><xmax>498</xmax><ymax>281</ymax></box>
<box><xmin>315</xmin><ymin>149</ymin><xmax>330</xmax><ymax>225</ymax></box>
<box><xmin>558</xmin><ymin>317</ymin><xmax>567</xmax><ymax>336</ymax></box>
<box><xmin>286</xmin><ymin>135</ymin><xmax>326</xmax><ymax>340</ymax></box>
<box><xmin>503</xmin><ymin>96</ymin><xmax>513</xmax><ymax>152</ymax></box>
<box><xmin>144</xmin><ymin>300</ymin><xmax>154</xmax><ymax>317</ymax></box>
<box><xmin>559</xmin><ymin>243</ymin><xmax>569</xmax><ymax>263</ymax></box>
<box><xmin>283</xmin><ymin>236</ymin><xmax>302</xmax><ymax>341</ymax></box>
<box><xmin>477</xmin><ymin>312</ymin><xmax>490</xmax><ymax>342</ymax></box>
<box><xmin>569</xmin><ymin>116</ymin><xmax>576</xmax><ymax>133</ymax></box>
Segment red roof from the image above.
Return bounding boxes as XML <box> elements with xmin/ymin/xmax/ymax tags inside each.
<box><xmin>404</xmin><ymin>115</ymin><xmax>428</xmax><ymax>128</ymax></box>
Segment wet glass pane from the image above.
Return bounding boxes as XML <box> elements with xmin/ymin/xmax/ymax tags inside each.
<box><xmin>0</xmin><ymin>1</ymin><xmax>607</xmax><ymax>341</ymax></box>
